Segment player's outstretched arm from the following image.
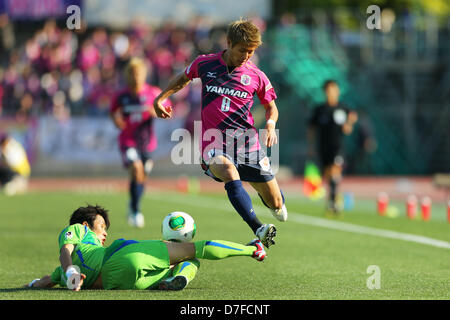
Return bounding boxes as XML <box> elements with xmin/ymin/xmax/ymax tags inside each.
<box><xmin>262</xmin><ymin>100</ymin><xmax>279</xmax><ymax>148</ymax></box>
<box><xmin>153</xmin><ymin>72</ymin><xmax>191</xmax><ymax>119</ymax></box>
<box><xmin>60</xmin><ymin>244</ymin><xmax>75</xmax><ymax>271</ymax></box>
<box><xmin>110</xmin><ymin>109</ymin><xmax>126</xmax><ymax>130</ymax></box>
<box><xmin>343</xmin><ymin>111</ymin><xmax>358</xmax><ymax>135</ymax></box>
<box><xmin>24</xmin><ymin>244</ymin><xmax>81</xmax><ymax>289</ymax></box>
<box><xmin>24</xmin><ymin>275</ymin><xmax>56</xmax><ymax>288</ymax></box>
<box><xmin>59</xmin><ymin>244</ymin><xmax>86</xmax><ymax>291</ymax></box>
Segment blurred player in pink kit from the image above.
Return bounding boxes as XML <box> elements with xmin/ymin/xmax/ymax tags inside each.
<box><xmin>110</xmin><ymin>58</ymin><xmax>170</xmax><ymax>228</ymax></box>
<box><xmin>153</xmin><ymin>19</ymin><xmax>288</xmax><ymax>248</ymax></box>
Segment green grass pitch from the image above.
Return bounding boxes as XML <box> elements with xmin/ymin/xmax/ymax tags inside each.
<box><xmin>0</xmin><ymin>188</ymin><xmax>449</xmax><ymax>300</ymax></box>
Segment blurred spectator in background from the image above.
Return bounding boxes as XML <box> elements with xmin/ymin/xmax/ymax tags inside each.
<box><xmin>0</xmin><ymin>68</ymin><xmax>3</xmax><ymax>116</ymax></box>
<box><xmin>307</xmin><ymin>80</ymin><xmax>357</xmax><ymax>215</ymax></box>
<box><xmin>0</xmin><ymin>15</ymin><xmax>229</xmax><ymax>125</ymax></box>
<box><xmin>0</xmin><ymin>132</ymin><xmax>30</xmax><ymax>196</ymax></box>
<box><xmin>0</xmin><ymin>13</ymin><xmax>15</xmax><ymax>54</ymax></box>
<box><xmin>278</xmin><ymin>12</ymin><xmax>297</xmax><ymax>29</ymax></box>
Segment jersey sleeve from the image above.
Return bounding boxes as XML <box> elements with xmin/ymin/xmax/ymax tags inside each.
<box><xmin>184</xmin><ymin>56</ymin><xmax>202</xmax><ymax>80</ymax></box>
<box><xmin>256</xmin><ymin>71</ymin><xmax>277</xmax><ymax>105</ymax></box>
<box><xmin>58</xmin><ymin>224</ymin><xmax>87</xmax><ymax>250</ymax></box>
<box><xmin>50</xmin><ymin>266</ymin><xmax>66</xmax><ymax>287</ymax></box>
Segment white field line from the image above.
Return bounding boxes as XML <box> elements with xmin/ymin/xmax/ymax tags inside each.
<box><xmin>150</xmin><ymin>193</ymin><xmax>450</xmax><ymax>250</ymax></box>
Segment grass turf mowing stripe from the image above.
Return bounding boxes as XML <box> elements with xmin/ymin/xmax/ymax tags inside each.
<box><xmin>151</xmin><ymin>192</ymin><xmax>450</xmax><ymax>250</ymax></box>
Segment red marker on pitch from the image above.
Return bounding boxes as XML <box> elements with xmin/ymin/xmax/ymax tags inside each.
<box><xmin>406</xmin><ymin>195</ymin><xmax>417</xmax><ymax>219</ymax></box>
<box><xmin>420</xmin><ymin>196</ymin><xmax>432</xmax><ymax>221</ymax></box>
<box><xmin>377</xmin><ymin>192</ymin><xmax>389</xmax><ymax>216</ymax></box>
<box><xmin>176</xmin><ymin>175</ymin><xmax>189</xmax><ymax>193</ymax></box>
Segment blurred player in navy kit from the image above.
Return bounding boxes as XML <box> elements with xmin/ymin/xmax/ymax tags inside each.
<box><xmin>110</xmin><ymin>58</ymin><xmax>170</xmax><ymax>228</ymax></box>
<box><xmin>307</xmin><ymin>80</ymin><xmax>358</xmax><ymax>214</ymax></box>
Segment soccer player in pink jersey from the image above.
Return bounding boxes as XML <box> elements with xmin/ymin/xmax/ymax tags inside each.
<box><xmin>153</xmin><ymin>19</ymin><xmax>288</xmax><ymax>248</ymax></box>
<box><xmin>110</xmin><ymin>58</ymin><xmax>170</xmax><ymax>228</ymax></box>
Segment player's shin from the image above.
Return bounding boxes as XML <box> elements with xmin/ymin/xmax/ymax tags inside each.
<box><xmin>129</xmin><ymin>180</ymin><xmax>144</xmax><ymax>213</ymax></box>
<box><xmin>171</xmin><ymin>259</ymin><xmax>200</xmax><ymax>284</ymax></box>
<box><xmin>158</xmin><ymin>260</ymin><xmax>199</xmax><ymax>291</ymax></box>
<box><xmin>224</xmin><ymin>180</ymin><xmax>262</xmax><ymax>233</ymax></box>
<box><xmin>329</xmin><ymin>177</ymin><xmax>340</xmax><ymax>204</ymax></box>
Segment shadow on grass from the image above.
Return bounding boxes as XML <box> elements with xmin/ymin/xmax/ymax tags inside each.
<box><xmin>0</xmin><ymin>287</ymin><xmax>202</xmax><ymax>293</ymax></box>
<box><xmin>0</xmin><ymin>287</ymin><xmax>69</xmax><ymax>293</ymax></box>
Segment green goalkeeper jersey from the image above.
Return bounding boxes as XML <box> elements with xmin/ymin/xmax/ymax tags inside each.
<box><xmin>50</xmin><ymin>224</ymin><xmax>105</xmax><ymax>288</ymax></box>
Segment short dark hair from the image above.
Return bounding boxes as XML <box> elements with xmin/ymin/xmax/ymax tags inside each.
<box><xmin>322</xmin><ymin>79</ymin><xmax>338</xmax><ymax>90</ymax></box>
<box><xmin>69</xmin><ymin>204</ymin><xmax>110</xmax><ymax>229</ymax></box>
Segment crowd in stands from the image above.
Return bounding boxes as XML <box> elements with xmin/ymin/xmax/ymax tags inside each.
<box><xmin>0</xmin><ymin>14</ymin><xmax>268</xmax><ymax>126</ymax></box>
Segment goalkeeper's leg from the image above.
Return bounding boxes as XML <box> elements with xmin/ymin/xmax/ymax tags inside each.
<box><xmin>158</xmin><ymin>259</ymin><xmax>200</xmax><ymax>291</ymax></box>
<box><xmin>165</xmin><ymin>239</ymin><xmax>265</xmax><ymax>265</ymax></box>
<box><xmin>194</xmin><ymin>240</ymin><xmax>265</xmax><ymax>260</ymax></box>
<box><xmin>162</xmin><ymin>240</ymin><xmax>266</xmax><ymax>290</ymax></box>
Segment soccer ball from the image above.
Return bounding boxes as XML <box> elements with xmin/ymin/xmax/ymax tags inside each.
<box><xmin>162</xmin><ymin>211</ymin><xmax>196</xmax><ymax>242</ymax></box>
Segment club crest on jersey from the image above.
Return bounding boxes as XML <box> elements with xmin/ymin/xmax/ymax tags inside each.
<box><xmin>65</xmin><ymin>231</ymin><xmax>73</xmax><ymax>239</ymax></box>
<box><xmin>240</xmin><ymin>74</ymin><xmax>251</xmax><ymax>86</ymax></box>
<box><xmin>259</xmin><ymin>156</ymin><xmax>271</xmax><ymax>172</ymax></box>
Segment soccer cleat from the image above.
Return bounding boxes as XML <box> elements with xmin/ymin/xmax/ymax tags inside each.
<box><xmin>255</xmin><ymin>224</ymin><xmax>276</xmax><ymax>248</ymax></box>
<box><xmin>257</xmin><ymin>193</ymin><xmax>288</xmax><ymax>222</ymax></box>
<box><xmin>127</xmin><ymin>212</ymin><xmax>145</xmax><ymax>228</ymax></box>
<box><xmin>4</xmin><ymin>176</ymin><xmax>28</xmax><ymax>196</ymax></box>
<box><xmin>158</xmin><ymin>275</ymin><xmax>188</xmax><ymax>291</ymax></box>
<box><xmin>144</xmin><ymin>159</ymin><xmax>154</xmax><ymax>175</ymax></box>
<box><xmin>270</xmin><ymin>204</ymin><xmax>288</xmax><ymax>222</ymax></box>
<box><xmin>326</xmin><ymin>201</ymin><xmax>342</xmax><ymax>217</ymax></box>
<box><xmin>247</xmin><ymin>239</ymin><xmax>267</xmax><ymax>261</ymax></box>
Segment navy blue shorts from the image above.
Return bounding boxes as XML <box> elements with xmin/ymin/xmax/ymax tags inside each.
<box><xmin>201</xmin><ymin>148</ymin><xmax>274</xmax><ymax>183</ymax></box>
<box><xmin>119</xmin><ymin>146</ymin><xmax>153</xmax><ymax>168</ymax></box>
<box><xmin>318</xmin><ymin>147</ymin><xmax>344</xmax><ymax>169</ymax></box>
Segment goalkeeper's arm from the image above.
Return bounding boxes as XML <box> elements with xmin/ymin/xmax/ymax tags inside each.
<box><xmin>24</xmin><ymin>244</ymin><xmax>77</xmax><ymax>289</ymax></box>
<box><xmin>24</xmin><ymin>275</ymin><xmax>56</xmax><ymax>288</ymax></box>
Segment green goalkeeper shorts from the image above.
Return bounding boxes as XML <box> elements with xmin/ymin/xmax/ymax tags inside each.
<box><xmin>101</xmin><ymin>239</ymin><xmax>172</xmax><ymax>290</ymax></box>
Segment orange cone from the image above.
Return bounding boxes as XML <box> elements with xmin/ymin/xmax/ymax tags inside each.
<box><xmin>406</xmin><ymin>195</ymin><xmax>417</xmax><ymax>220</ymax></box>
<box><xmin>377</xmin><ymin>192</ymin><xmax>388</xmax><ymax>216</ymax></box>
<box><xmin>420</xmin><ymin>196</ymin><xmax>432</xmax><ymax>221</ymax></box>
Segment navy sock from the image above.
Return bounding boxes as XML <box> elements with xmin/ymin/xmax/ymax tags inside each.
<box><xmin>329</xmin><ymin>178</ymin><xmax>338</xmax><ymax>204</ymax></box>
<box><xmin>130</xmin><ymin>180</ymin><xmax>144</xmax><ymax>214</ymax></box>
<box><xmin>224</xmin><ymin>180</ymin><xmax>262</xmax><ymax>234</ymax></box>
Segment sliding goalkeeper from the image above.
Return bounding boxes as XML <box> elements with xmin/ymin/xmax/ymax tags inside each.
<box><xmin>25</xmin><ymin>205</ymin><xmax>266</xmax><ymax>291</ymax></box>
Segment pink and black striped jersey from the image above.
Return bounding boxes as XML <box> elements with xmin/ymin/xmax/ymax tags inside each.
<box><xmin>185</xmin><ymin>50</ymin><xmax>277</xmax><ymax>158</ymax></box>
<box><xmin>110</xmin><ymin>84</ymin><xmax>170</xmax><ymax>152</ymax></box>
